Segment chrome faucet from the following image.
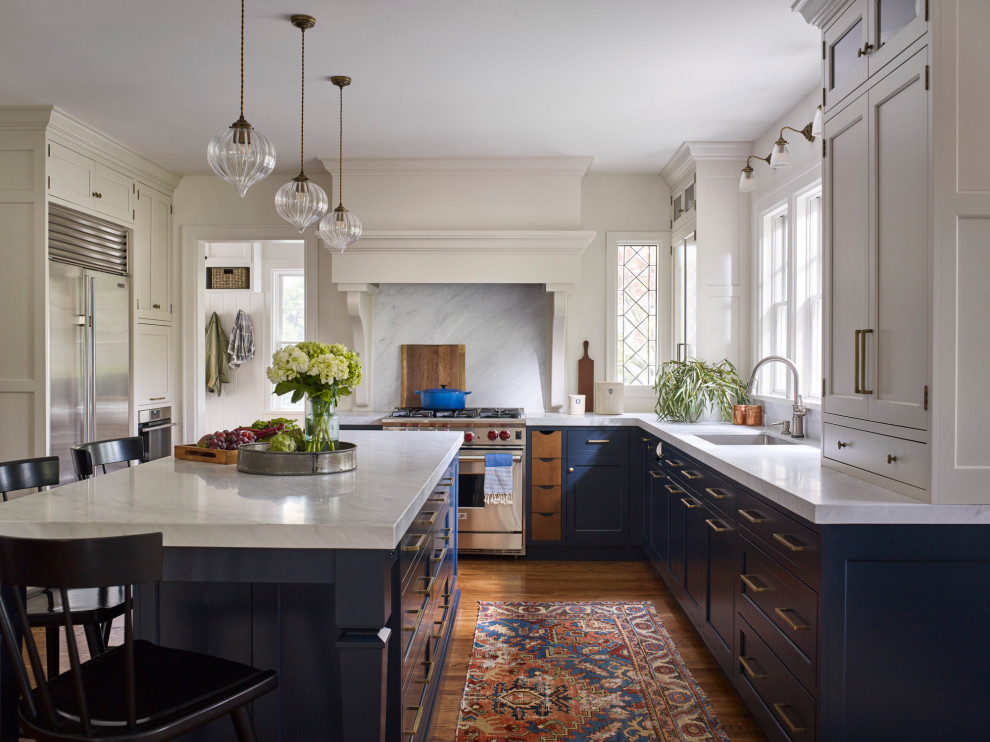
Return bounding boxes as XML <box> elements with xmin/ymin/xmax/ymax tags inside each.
<box><xmin>745</xmin><ymin>355</ymin><xmax>807</xmax><ymax>438</ymax></box>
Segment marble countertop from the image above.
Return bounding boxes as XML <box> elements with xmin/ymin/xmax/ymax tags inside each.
<box><xmin>0</xmin><ymin>431</ymin><xmax>461</xmax><ymax>550</ymax></box>
<box><xmin>529</xmin><ymin>413</ymin><xmax>990</xmax><ymax>526</ymax></box>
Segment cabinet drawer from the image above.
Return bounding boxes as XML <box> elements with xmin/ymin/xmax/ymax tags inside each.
<box><xmin>736</xmin><ymin>490</ymin><xmax>820</xmax><ymax>584</ymax></box>
<box><xmin>739</xmin><ymin>538</ymin><xmax>818</xmax><ymax>691</ymax></box>
<box><xmin>738</xmin><ymin>616</ymin><xmax>817</xmax><ymax>742</ymax></box>
<box><xmin>823</xmin><ymin>423</ymin><xmax>928</xmax><ymax>491</ymax></box>
<box><xmin>530</xmin><ymin>457</ymin><xmax>561</xmax><ymax>486</ymax></box>
<box><xmin>530</xmin><ymin>430</ymin><xmax>562</xmax><ymax>458</ymax></box>
<box><xmin>531</xmin><ymin>485</ymin><xmax>561</xmax><ymax>513</ymax></box>
<box><xmin>530</xmin><ymin>511</ymin><xmax>561</xmax><ymax>541</ymax></box>
<box><xmin>566</xmin><ymin>429</ymin><xmax>629</xmax><ymax>455</ymax></box>
<box><xmin>674</xmin><ymin>465</ymin><xmax>736</xmax><ymax>516</ymax></box>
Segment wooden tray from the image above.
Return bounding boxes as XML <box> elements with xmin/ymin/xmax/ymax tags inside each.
<box><xmin>174</xmin><ymin>445</ymin><xmax>238</xmax><ymax>464</ymax></box>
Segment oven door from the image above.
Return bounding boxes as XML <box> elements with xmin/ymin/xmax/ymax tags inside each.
<box><xmin>457</xmin><ymin>449</ymin><xmax>524</xmax><ymax>533</ymax></box>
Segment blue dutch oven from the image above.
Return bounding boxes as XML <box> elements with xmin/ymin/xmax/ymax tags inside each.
<box><xmin>415</xmin><ymin>385</ymin><xmax>472</xmax><ymax>409</ymax></box>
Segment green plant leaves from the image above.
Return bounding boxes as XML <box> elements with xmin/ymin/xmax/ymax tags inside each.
<box><xmin>653</xmin><ymin>357</ymin><xmax>747</xmax><ymax>422</ymax></box>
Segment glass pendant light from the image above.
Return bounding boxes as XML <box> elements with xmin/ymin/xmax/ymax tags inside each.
<box><xmin>318</xmin><ymin>76</ymin><xmax>363</xmax><ymax>254</ymax></box>
<box><xmin>207</xmin><ymin>0</ymin><xmax>276</xmax><ymax>197</ymax></box>
<box><xmin>275</xmin><ymin>15</ymin><xmax>328</xmax><ymax>233</ymax></box>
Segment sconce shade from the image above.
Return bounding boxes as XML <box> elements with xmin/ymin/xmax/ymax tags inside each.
<box><xmin>739</xmin><ymin>166</ymin><xmax>758</xmax><ymax>192</ymax></box>
<box><xmin>276</xmin><ymin>176</ymin><xmax>329</xmax><ymax>233</ymax></box>
<box><xmin>319</xmin><ymin>204</ymin><xmax>363</xmax><ymax>253</ymax></box>
<box><xmin>812</xmin><ymin>105</ymin><xmax>824</xmax><ymax>138</ymax></box>
<box><xmin>770</xmin><ymin>138</ymin><xmax>791</xmax><ymax>168</ymax></box>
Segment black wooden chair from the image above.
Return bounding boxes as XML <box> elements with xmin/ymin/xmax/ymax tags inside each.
<box><xmin>0</xmin><ymin>532</ymin><xmax>278</xmax><ymax>741</ymax></box>
<box><xmin>70</xmin><ymin>437</ymin><xmax>145</xmax><ymax>480</ymax></box>
<box><xmin>0</xmin><ymin>456</ymin><xmax>128</xmax><ymax>679</ymax></box>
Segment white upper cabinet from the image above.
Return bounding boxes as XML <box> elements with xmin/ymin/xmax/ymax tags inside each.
<box><xmin>670</xmin><ymin>175</ymin><xmax>696</xmax><ymax>233</ymax></box>
<box><xmin>824</xmin><ymin>0</ymin><xmax>927</xmax><ymax>112</ymax></box>
<box><xmin>134</xmin><ymin>323</ymin><xmax>172</xmax><ymax>406</ymax></box>
<box><xmin>48</xmin><ymin>141</ymin><xmax>134</xmax><ymax>224</ymax></box>
<box><xmin>133</xmin><ymin>184</ymin><xmax>172</xmax><ymax>323</ymax></box>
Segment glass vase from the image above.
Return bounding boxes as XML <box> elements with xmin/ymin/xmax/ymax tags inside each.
<box><xmin>304</xmin><ymin>396</ymin><xmax>339</xmax><ymax>452</ymax></box>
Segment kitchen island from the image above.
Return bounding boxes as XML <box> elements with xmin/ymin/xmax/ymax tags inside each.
<box><xmin>0</xmin><ymin>430</ymin><xmax>462</xmax><ymax>742</ymax></box>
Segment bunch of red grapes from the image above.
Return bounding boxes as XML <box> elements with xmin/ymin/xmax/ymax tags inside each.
<box><xmin>204</xmin><ymin>429</ymin><xmax>256</xmax><ymax>450</ymax></box>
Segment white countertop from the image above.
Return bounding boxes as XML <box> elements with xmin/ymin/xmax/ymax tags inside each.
<box><xmin>0</xmin><ymin>431</ymin><xmax>461</xmax><ymax>550</ymax></box>
<box><xmin>529</xmin><ymin>413</ymin><xmax>990</xmax><ymax>525</ymax></box>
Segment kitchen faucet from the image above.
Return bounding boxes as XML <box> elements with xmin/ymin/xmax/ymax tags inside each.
<box><xmin>745</xmin><ymin>355</ymin><xmax>806</xmax><ymax>438</ymax></box>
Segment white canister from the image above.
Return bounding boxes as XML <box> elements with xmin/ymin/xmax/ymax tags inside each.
<box><xmin>595</xmin><ymin>381</ymin><xmax>624</xmax><ymax>414</ymax></box>
<box><xmin>567</xmin><ymin>394</ymin><xmax>586</xmax><ymax>415</ymax></box>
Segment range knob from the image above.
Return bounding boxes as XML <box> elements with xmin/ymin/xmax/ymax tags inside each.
<box><xmin>499</xmin><ymin>430</ymin><xmax>511</xmax><ymax>441</ymax></box>
<box><xmin>464</xmin><ymin>432</ymin><xmax>475</xmax><ymax>443</ymax></box>
<box><xmin>487</xmin><ymin>430</ymin><xmax>498</xmax><ymax>441</ymax></box>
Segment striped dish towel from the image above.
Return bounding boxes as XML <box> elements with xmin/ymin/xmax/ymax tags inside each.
<box><xmin>227</xmin><ymin>309</ymin><xmax>255</xmax><ymax>368</ymax></box>
<box><xmin>483</xmin><ymin>453</ymin><xmax>513</xmax><ymax>505</ymax></box>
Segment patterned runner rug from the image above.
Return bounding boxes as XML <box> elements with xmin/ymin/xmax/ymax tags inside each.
<box><xmin>455</xmin><ymin>601</ymin><xmax>730</xmax><ymax>742</ymax></box>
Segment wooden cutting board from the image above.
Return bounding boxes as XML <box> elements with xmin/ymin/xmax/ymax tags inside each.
<box><xmin>578</xmin><ymin>340</ymin><xmax>595</xmax><ymax>412</ymax></box>
<box><xmin>401</xmin><ymin>344</ymin><xmax>466</xmax><ymax>407</ymax></box>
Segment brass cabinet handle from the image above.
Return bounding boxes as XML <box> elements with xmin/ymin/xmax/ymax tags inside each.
<box><xmin>856</xmin><ymin>42</ymin><xmax>875</xmax><ymax>57</ymax></box>
<box><xmin>738</xmin><ymin>509</ymin><xmax>766</xmax><ymax>524</ymax></box>
<box><xmin>403</xmin><ymin>705</ymin><xmax>424</xmax><ymax>737</ymax></box>
<box><xmin>415</xmin><ymin>576</ymin><xmax>435</xmax><ymax>595</ymax></box>
<box><xmin>665</xmin><ymin>484</ymin><xmax>684</xmax><ymax>495</ymax></box>
<box><xmin>649</xmin><ymin>471</ymin><xmax>664</xmax><ymax>479</ymax></box>
<box><xmin>860</xmin><ymin>329</ymin><xmax>874</xmax><ymax>394</ymax></box>
<box><xmin>402</xmin><ymin>608</ymin><xmax>423</xmax><ymax>631</ymax></box>
<box><xmin>705</xmin><ymin>518</ymin><xmax>730</xmax><ymax>533</ymax></box>
<box><xmin>854</xmin><ymin>329</ymin><xmax>862</xmax><ymax>394</ymax></box>
<box><xmin>416</xmin><ymin>659</ymin><xmax>436</xmax><ymax>685</ymax></box>
<box><xmin>440</xmin><ymin>477</ymin><xmax>453</xmax><ymax>484</ymax></box>
<box><xmin>772</xmin><ymin>703</ymin><xmax>808</xmax><ymax>735</ymax></box>
<box><xmin>432</xmin><ymin>617</ymin><xmax>447</xmax><ymax>641</ymax></box>
<box><xmin>641</xmin><ymin>437</ymin><xmax>651</xmax><ymax>442</ymax></box>
<box><xmin>152</xmin><ymin>303</ymin><xmax>161</xmax><ymax>309</ymax></box>
<box><xmin>682</xmin><ymin>470</ymin><xmax>703</xmax><ymax>480</ymax></box>
<box><xmin>740</xmin><ymin>574</ymin><xmax>769</xmax><ymax>593</ymax></box>
<box><xmin>667</xmin><ymin>459</ymin><xmax>685</xmax><ymax>468</ymax></box>
<box><xmin>680</xmin><ymin>497</ymin><xmax>701</xmax><ymax>510</ymax></box>
<box><xmin>586</xmin><ymin>439</ymin><xmax>610</xmax><ymax>444</ymax></box>
<box><xmin>415</xmin><ymin>509</ymin><xmax>440</xmax><ymax>527</ymax></box>
<box><xmin>568</xmin><ymin>467</ymin><xmax>575</xmax><ymax>473</ymax></box>
<box><xmin>401</xmin><ymin>533</ymin><xmax>426</xmax><ymax>552</ymax></box>
<box><xmin>429</xmin><ymin>490</ymin><xmax>450</xmax><ymax>504</ymax></box>
<box><xmin>149</xmin><ymin>396</ymin><xmax>166</xmax><ymax>401</ymax></box>
<box><xmin>775</xmin><ymin>607</ymin><xmax>811</xmax><ymax>631</ymax></box>
<box><xmin>739</xmin><ymin>655</ymin><xmax>769</xmax><ymax>679</ymax></box>
<box><xmin>772</xmin><ymin>532</ymin><xmax>807</xmax><ymax>552</ymax></box>
<box><xmin>431</xmin><ymin>545</ymin><xmax>448</xmax><ymax>563</ymax></box>
<box><xmin>705</xmin><ymin>487</ymin><xmax>728</xmax><ymax>499</ymax></box>
<box><xmin>887</xmin><ymin>454</ymin><xmax>898</xmax><ymax>464</ymax></box>
<box><xmin>837</xmin><ymin>440</ymin><xmax>848</xmax><ymax>449</ymax></box>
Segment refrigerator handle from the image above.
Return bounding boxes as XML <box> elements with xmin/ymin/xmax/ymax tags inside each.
<box><xmin>86</xmin><ymin>274</ymin><xmax>96</xmax><ymax>442</ymax></box>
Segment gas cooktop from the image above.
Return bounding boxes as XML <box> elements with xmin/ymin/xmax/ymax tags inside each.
<box><xmin>385</xmin><ymin>407</ymin><xmax>524</xmax><ymax>420</ymax></box>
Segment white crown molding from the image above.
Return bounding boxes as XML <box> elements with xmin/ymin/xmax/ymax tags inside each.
<box><xmin>340</xmin><ymin>230</ymin><xmax>596</xmax><ymax>254</ymax></box>
<box><xmin>317</xmin><ymin>156</ymin><xmax>594</xmax><ymax>177</ymax></box>
<box><xmin>660</xmin><ymin>141</ymin><xmax>753</xmax><ymax>185</ymax></box>
<box><xmin>791</xmin><ymin>0</ymin><xmax>848</xmax><ymax>29</ymax></box>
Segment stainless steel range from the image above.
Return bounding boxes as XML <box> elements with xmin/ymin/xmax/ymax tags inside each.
<box><xmin>381</xmin><ymin>408</ymin><xmax>526</xmax><ymax>555</ymax></box>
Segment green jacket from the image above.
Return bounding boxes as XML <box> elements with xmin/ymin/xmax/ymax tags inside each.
<box><xmin>205</xmin><ymin>311</ymin><xmax>230</xmax><ymax>396</ymax></box>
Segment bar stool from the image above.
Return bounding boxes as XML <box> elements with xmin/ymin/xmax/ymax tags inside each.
<box><xmin>70</xmin><ymin>436</ymin><xmax>145</xmax><ymax>480</ymax></box>
<box><xmin>0</xmin><ymin>532</ymin><xmax>278</xmax><ymax>741</ymax></box>
<box><xmin>0</xmin><ymin>456</ymin><xmax>127</xmax><ymax>678</ymax></box>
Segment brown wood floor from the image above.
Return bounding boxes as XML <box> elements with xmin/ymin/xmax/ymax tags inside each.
<box><xmin>428</xmin><ymin>558</ymin><xmax>768</xmax><ymax>742</ymax></box>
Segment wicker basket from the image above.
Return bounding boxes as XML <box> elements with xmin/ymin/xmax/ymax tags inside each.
<box><xmin>207</xmin><ymin>267</ymin><xmax>250</xmax><ymax>290</ymax></box>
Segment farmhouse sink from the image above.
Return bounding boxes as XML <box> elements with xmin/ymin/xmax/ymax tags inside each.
<box><xmin>695</xmin><ymin>433</ymin><xmax>797</xmax><ymax>446</ymax></box>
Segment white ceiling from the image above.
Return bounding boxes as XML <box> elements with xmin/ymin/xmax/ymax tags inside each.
<box><xmin>0</xmin><ymin>0</ymin><xmax>821</xmax><ymax>176</ymax></box>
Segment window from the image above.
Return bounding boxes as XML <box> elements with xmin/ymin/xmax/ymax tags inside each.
<box><xmin>606</xmin><ymin>232</ymin><xmax>671</xmax><ymax>396</ymax></box>
<box><xmin>270</xmin><ymin>269</ymin><xmax>305</xmax><ymax>411</ymax></box>
<box><xmin>755</xmin><ymin>181</ymin><xmax>823</xmax><ymax>403</ymax></box>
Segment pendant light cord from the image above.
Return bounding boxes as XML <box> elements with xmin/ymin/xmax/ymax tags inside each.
<box><xmin>239</xmin><ymin>0</ymin><xmax>245</xmax><ymax>119</ymax></box>
<box><xmin>338</xmin><ymin>84</ymin><xmax>344</xmax><ymax>206</ymax></box>
<box><xmin>300</xmin><ymin>26</ymin><xmax>306</xmax><ymax>173</ymax></box>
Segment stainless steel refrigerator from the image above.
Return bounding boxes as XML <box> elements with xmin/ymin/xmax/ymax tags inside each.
<box><xmin>49</xmin><ymin>262</ymin><xmax>130</xmax><ymax>484</ymax></box>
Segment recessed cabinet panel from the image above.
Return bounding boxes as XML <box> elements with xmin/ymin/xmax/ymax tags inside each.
<box><xmin>564</xmin><ymin>457</ymin><xmax>629</xmax><ymax>542</ymax></box>
<box><xmin>48</xmin><ymin>142</ymin><xmax>133</xmax><ymax>224</ymax></box>
<box><xmin>134</xmin><ymin>323</ymin><xmax>172</xmax><ymax>406</ymax></box>
<box><xmin>133</xmin><ymin>185</ymin><xmax>172</xmax><ymax>323</ymax></box>
<box><xmin>92</xmin><ymin>164</ymin><xmax>133</xmax><ymax>223</ymax></box>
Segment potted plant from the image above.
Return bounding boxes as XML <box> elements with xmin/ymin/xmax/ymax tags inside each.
<box><xmin>653</xmin><ymin>357</ymin><xmax>747</xmax><ymax>423</ymax></box>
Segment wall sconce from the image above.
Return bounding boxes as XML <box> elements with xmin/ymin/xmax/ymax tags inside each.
<box><xmin>740</xmin><ymin>107</ymin><xmax>824</xmax><ymax>191</ymax></box>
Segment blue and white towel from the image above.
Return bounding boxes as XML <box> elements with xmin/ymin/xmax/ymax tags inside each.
<box><xmin>483</xmin><ymin>453</ymin><xmax>514</xmax><ymax>506</ymax></box>
<box><xmin>227</xmin><ymin>309</ymin><xmax>255</xmax><ymax>368</ymax></box>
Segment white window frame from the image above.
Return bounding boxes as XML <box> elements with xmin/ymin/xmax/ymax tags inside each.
<box><xmin>605</xmin><ymin>231</ymin><xmax>672</xmax><ymax>406</ymax></box>
<box><xmin>752</xmin><ymin>167</ymin><xmax>823</xmax><ymax>406</ymax></box>
<box><xmin>266</xmin><ymin>264</ymin><xmax>306</xmax><ymax>414</ymax></box>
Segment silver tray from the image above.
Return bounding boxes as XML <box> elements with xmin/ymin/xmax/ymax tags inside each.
<box><xmin>236</xmin><ymin>441</ymin><xmax>357</xmax><ymax>476</ymax></box>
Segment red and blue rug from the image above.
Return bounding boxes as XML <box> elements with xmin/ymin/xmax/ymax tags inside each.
<box><xmin>455</xmin><ymin>601</ymin><xmax>730</xmax><ymax>742</ymax></box>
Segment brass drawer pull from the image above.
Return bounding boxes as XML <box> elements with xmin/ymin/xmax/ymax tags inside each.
<box><xmin>402</xmin><ymin>608</ymin><xmax>423</xmax><ymax>631</ymax></box>
<box><xmin>586</xmin><ymin>439</ymin><xmax>610</xmax><ymax>444</ymax></box>
<box><xmin>401</xmin><ymin>533</ymin><xmax>426</xmax><ymax>552</ymax></box>
<box><xmin>772</xmin><ymin>703</ymin><xmax>807</xmax><ymax>735</ymax></box>
<box><xmin>440</xmin><ymin>477</ymin><xmax>454</xmax><ymax>484</ymax></box>
<box><xmin>774</xmin><ymin>607</ymin><xmax>811</xmax><ymax>631</ymax></box>
<box><xmin>860</xmin><ymin>328</ymin><xmax>874</xmax><ymax>394</ymax></box>
<box><xmin>416</xmin><ymin>659</ymin><xmax>436</xmax><ymax>684</ymax></box>
<box><xmin>432</xmin><ymin>618</ymin><xmax>447</xmax><ymax>640</ymax></box>
<box><xmin>403</xmin><ymin>705</ymin><xmax>424</xmax><ymax>737</ymax></box>
<box><xmin>415</xmin><ymin>576</ymin><xmax>435</xmax><ymax>595</ymax></box>
<box><xmin>680</xmin><ymin>497</ymin><xmax>701</xmax><ymax>510</ymax></box>
<box><xmin>772</xmin><ymin>533</ymin><xmax>807</xmax><ymax>552</ymax></box>
<box><xmin>705</xmin><ymin>487</ymin><xmax>728</xmax><ymax>499</ymax></box>
<box><xmin>649</xmin><ymin>471</ymin><xmax>664</xmax><ymax>479</ymax></box>
<box><xmin>887</xmin><ymin>454</ymin><xmax>897</xmax><ymax>464</ymax></box>
<box><xmin>705</xmin><ymin>518</ymin><xmax>730</xmax><ymax>533</ymax></box>
<box><xmin>429</xmin><ymin>490</ymin><xmax>450</xmax><ymax>504</ymax></box>
<box><xmin>415</xmin><ymin>509</ymin><xmax>440</xmax><ymax>527</ymax></box>
<box><xmin>739</xmin><ymin>655</ymin><xmax>769</xmax><ymax>679</ymax></box>
<box><xmin>668</xmin><ymin>459</ymin><xmax>685</xmax><ymax>468</ymax></box>
<box><xmin>431</xmin><ymin>545</ymin><xmax>448</xmax><ymax>563</ymax></box>
<box><xmin>665</xmin><ymin>484</ymin><xmax>684</xmax><ymax>495</ymax></box>
<box><xmin>837</xmin><ymin>440</ymin><xmax>848</xmax><ymax>449</ymax></box>
<box><xmin>682</xmin><ymin>470</ymin><xmax>703</xmax><ymax>480</ymax></box>
<box><xmin>738</xmin><ymin>509</ymin><xmax>766</xmax><ymax>524</ymax></box>
<box><xmin>740</xmin><ymin>574</ymin><xmax>769</xmax><ymax>593</ymax></box>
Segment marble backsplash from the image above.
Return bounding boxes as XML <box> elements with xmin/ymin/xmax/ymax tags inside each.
<box><xmin>373</xmin><ymin>284</ymin><xmax>548</xmax><ymax>412</ymax></box>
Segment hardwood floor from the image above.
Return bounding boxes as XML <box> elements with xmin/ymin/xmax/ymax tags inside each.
<box><xmin>429</xmin><ymin>557</ymin><xmax>768</xmax><ymax>742</ymax></box>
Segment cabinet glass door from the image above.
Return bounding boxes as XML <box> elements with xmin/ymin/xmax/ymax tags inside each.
<box><xmin>672</xmin><ymin>232</ymin><xmax>697</xmax><ymax>362</ymax></box>
<box><xmin>826</xmin><ymin>3</ymin><xmax>868</xmax><ymax>108</ymax></box>
<box><xmin>868</xmin><ymin>0</ymin><xmax>927</xmax><ymax>76</ymax></box>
